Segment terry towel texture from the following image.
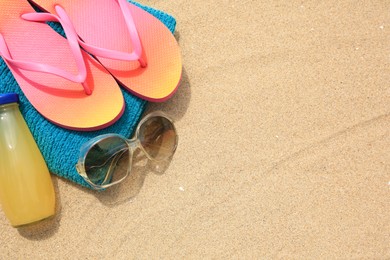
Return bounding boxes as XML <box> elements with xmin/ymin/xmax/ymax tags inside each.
<box><xmin>0</xmin><ymin>0</ymin><xmax>176</xmax><ymax>188</ymax></box>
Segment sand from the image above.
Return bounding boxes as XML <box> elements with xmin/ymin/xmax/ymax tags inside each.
<box><xmin>1</xmin><ymin>0</ymin><xmax>389</xmax><ymax>258</ymax></box>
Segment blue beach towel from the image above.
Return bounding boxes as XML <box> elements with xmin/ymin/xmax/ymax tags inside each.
<box><xmin>0</xmin><ymin>1</ymin><xmax>177</xmax><ymax>188</ymax></box>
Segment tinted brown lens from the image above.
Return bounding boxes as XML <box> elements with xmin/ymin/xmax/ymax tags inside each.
<box><xmin>139</xmin><ymin>116</ymin><xmax>177</xmax><ymax>160</ymax></box>
<box><xmin>84</xmin><ymin>136</ymin><xmax>129</xmax><ymax>186</ymax></box>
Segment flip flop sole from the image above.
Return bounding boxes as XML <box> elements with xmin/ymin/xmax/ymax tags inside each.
<box><xmin>31</xmin><ymin>0</ymin><xmax>182</xmax><ymax>102</ymax></box>
<box><xmin>0</xmin><ymin>1</ymin><xmax>124</xmax><ymax>130</ymax></box>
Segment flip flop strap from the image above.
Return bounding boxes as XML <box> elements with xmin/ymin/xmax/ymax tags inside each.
<box><xmin>53</xmin><ymin>2</ymin><xmax>146</xmax><ymax>67</ymax></box>
<box><xmin>2</xmin><ymin>12</ymin><xmax>92</xmax><ymax>95</ymax></box>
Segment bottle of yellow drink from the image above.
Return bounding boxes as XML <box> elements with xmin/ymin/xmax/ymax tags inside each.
<box><xmin>0</xmin><ymin>93</ymin><xmax>55</xmax><ymax>227</ymax></box>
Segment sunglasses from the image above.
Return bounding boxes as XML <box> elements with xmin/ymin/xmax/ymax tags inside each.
<box><xmin>76</xmin><ymin>111</ymin><xmax>178</xmax><ymax>190</ymax></box>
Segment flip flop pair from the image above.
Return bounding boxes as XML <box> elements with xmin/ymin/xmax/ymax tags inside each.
<box><xmin>0</xmin><ymin>0</ymin><xmax>181</xmax><ymax>130</ymax></box>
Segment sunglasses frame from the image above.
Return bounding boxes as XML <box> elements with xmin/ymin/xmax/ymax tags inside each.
<box><xmin>75</xmin><ymin>111</ymin><xmax>178</xmax><ymax>190</ymax></box>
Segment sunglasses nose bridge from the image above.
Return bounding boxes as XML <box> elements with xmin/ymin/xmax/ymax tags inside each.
<box><xmin>126</xmin><ymin>138</ymin><xmax>141</xmax><ymax>152</ymax></box>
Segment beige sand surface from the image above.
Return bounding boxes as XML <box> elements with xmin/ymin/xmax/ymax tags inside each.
<box><xmin>1</xmin><ymin>0</ymin><xmax>389</xmax><ymax>258</ymax></box>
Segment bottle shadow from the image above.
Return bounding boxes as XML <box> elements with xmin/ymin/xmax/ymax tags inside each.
<box><xmin>17</xmin><ymin>176</ymin><xmax>62</xmax><ymax>240</ymax></box>
<box><xmin>93</xmin><ymin>149</ymin><xmax>173</xmax><ymax>206</ymax></box>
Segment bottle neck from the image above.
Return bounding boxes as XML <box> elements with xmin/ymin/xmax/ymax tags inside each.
<box><xmin>0</xmin><ymin>103</ymin><xmax>20</xmax><ymax>119</ymax></box>
<box><xmin>0</xmin><ymin>103</ymin><xmax>19</xmax><ymax>111</ymax></box>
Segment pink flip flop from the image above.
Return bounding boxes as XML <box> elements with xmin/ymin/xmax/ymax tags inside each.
<box><xmin>0</xmin><ymin>0</ymin><xmax>125</xmax><ymax>130</ymax></box>
<box><xmin>29</xmin><ymin>0</ymin><xmax>182</xmax><ymax>102</ymax></box>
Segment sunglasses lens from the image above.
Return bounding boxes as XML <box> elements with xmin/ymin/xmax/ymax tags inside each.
<box><xmin>84</xmin><ymin>136</ymin><xmax>129</xmax><ymax>186</ymax></box>
<box><xmin>139</xmin><ymin>116</ymin><xmax>177</xmax><ymax>160</ymax></box>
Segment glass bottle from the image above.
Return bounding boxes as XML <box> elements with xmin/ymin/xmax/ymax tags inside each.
<box><xmin>0</xmin><ymin>93</ymin><xmax>55</xmax><ymax>227</ymax></box>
